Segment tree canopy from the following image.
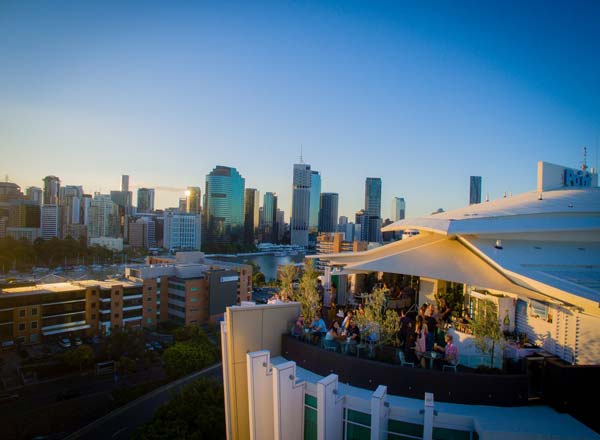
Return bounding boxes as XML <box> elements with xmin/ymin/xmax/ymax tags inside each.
<box><xmin>133</xmin><ymin>377</ymin><xmax>225</xmax><ymax>440</ymax></box>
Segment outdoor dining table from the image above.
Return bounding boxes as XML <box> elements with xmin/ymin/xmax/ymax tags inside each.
<box><xmin>339</xmin><ymin>338</ymin><xmax>365</xmax><ymax>357</ymax></box>
<box><xmin>420</xmin><ymin>350</ymin><xmax>441</xmax><ymax>369</ymax></box>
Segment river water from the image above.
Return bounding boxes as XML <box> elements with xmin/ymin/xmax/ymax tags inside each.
<box><xmin>211</xmin><ymin>254</ymin><xmax>306</xmax><ymax>281</ymax></box>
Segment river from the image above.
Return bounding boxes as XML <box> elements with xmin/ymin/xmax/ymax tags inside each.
<box><xmin>210</xmin><ymin>254</ymin><xmax>306</xmax><ymax>281</ymax></box>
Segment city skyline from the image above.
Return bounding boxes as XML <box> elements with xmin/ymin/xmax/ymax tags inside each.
<box><xmin>2</xmin><ymin>2</ymin><xmax>599</xmax><ymax>220</ymax></box>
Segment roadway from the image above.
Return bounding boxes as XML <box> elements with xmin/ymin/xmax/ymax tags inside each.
<box><xmin>65</xmin><ymin>363</ymin><xmax>223</xmax><ymax>440</ymax></box>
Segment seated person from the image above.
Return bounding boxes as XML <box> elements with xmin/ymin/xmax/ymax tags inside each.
<box><xmin>292</xmin><ymin>315</ymin><xmax>305</xmax><ymax>337</ymax></box>
<box><xmin>311</xmin><ymin>312</ymin><xmax>327</xmax><ymax>343</ymax></box>
<box><xmin>433</xmin><ymin>334</ymin><xmax>459</xmax><ymax>367</ymax></box>
<box><xmin>346</xmin><ymin>320</ymin><xmax>361</xmax><ymax>345</ymax></box>
<box><xmin>325</xmin><ymin>321</ymin><xmax>342</xmax><ymax>341</ymax></box>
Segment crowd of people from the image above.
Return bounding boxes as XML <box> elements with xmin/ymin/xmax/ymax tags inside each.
<box><xmin>291</xmin><ymin>291</ymin><xmax>459</xmax><ymax>370</ymax></box>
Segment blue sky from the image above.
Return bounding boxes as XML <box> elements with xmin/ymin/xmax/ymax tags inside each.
<box><xmin>1</xmin><ymin>1</ymin><xmax>599</xmax><ymax>220</ymax></box>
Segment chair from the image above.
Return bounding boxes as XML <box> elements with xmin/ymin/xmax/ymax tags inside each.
<box><xmin>397</xmin><ymin>350</ymin><xmax>414</xmax><ymax>367</ymax></box>
<box><xmin>442</xmin><ymin>364</ymin><xmax>457</xmax><ymax>373</ymax></box>
<box><xmin>323</xmin><ymin>339</ymin><xmax>338</xmax><ymax>352</ymax></box>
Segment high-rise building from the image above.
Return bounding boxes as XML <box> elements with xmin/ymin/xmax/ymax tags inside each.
<box><xmin>8</xmin><ymin>201</ymin><xmax>40</xmax><ymax>228</ymax></box>
<box><xmin>355</xmin><ymin>209</ymin><xmax>369</xmax><ymax>242</ymax></box>
<box><xmin>26</xmin><ymin>187</ymin><xmax>43</xmax><ymax>205</ymax></box>
<box><xmin>318</xmin><ymin>193</ymin><xmax>339</xmax><ymax>233</ymax></box>
<box><xmin>309</xmin><ymin>170</ymin><xmax>321</xmax><ymax>232</ymax></box>
<box><xmin>365</xmin><ymin>177</ymin><xmax>382</xmax><ymax>218</ymax></box>
<box><xmin>41</xmin><ymin>204</ymin><xmax>60</xmax><ymax>240</ymax></box>
<box><xmin>368</xmin><ymin>216</ymin><xmax>382</xmax><ymax>243</ymax></box>
<box><xmin>262</xmin><ymin>192</ymin><xmax>278</xmax><ymax>243</ymax></box>
<box><xmin>121</xmin><ymin>175</ymin><xmax>129</xmax><ymax>193</ymax></box>
<box><xmin>60</xmin><ymin>185</ymin><xmax>84</xmax><ymax>237</ymax></box>
<box><xmin>391</xmin><ymin>197</ymin><xmax>406</xmax><ymax>221</ymax></box>
<box><xmin>338</xmin><ymin>216</ymin><xmax>348</xmax><ymax>225</ymax></box>
<box><xmin>88</xmin><ymin>194</ymin><xmax>120</xmax><ymax>239</ymax></box>
<box><xmin>164</xmin><ymin>211</ymin><xmax>201</xmax><ymax>251</ymax></box>
<box><xmin>243</xmin><ymin>188</ymin><xmax>260</xmax><ymax>244</ymax></box>
<box><xmin>129</xmin><ymin>217</ymin><xmax>157</xmax><ymax>249</ymax></box>
<box><xmin>0</xmin><ymin>182</ymin><xmax>24</xmax><ymax>202</ymax></box>
<box><xmin>43</xmin><ymin>176</ymin><xmax>60</xmax><ymax>205</ymax></box>
<box><xmin>276</xmin><ymin>209</ymin><xmax>285</xmax><ymax>242</ymax></box>
<box><xmin>291</xmin><ymin>163</ymin><xmax>312</xmax><ymax>247</ymax></box>
<box><xmin>137</xmin><ymin>188</ymin><xmax>155</xmax><ymax>213</ymax></box>
<box><xmin>186</xmin><ymin>186</ymin><xmax>202</xmax><ymax>214</ymax></box>
<box><xmin>204</xmin><ymin>166</ymin><xmax>245</xmax><ymax>244</ymax></box>
<box><xmin>81</xmin><ymin>194</ymin><xmax>92</xmax><ymax>225</ymax></box>
<box><xmin>470</xmin><ymin>176</ymin><xmax>482</xmax><ymax>205</ymax></box>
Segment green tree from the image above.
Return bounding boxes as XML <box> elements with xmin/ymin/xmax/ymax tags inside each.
<box><xmin>291</xmin><ymin>260</ymin><xmax>321</xmax><ymax>323</ymax></box>
<box><xmin>162</xmin><ymin>342</ymin><xmax>216</xmax><ymax>379</ymax></box>
<box><xmin>471</xmin><ymin>299</ymin><xmax>505</xmax><ymax>369</ymax></box>
<box><xmin>356</xmin><ymin>287</ymin><xmax>399</xmax><ymax>347</ymax></box>
<box><xmin>253</xmin><ymin>271</ymin><xmax>266</xmax><ymax>287</ymax></box>
<box><xmin>133</xmin><ymin>377</ymin><xmax>225</xmax><ymax>440</ymax></box>
<box><xmin>60</xmin><ymin>345</ymin><xmax>94</xmax><ymax>370</ymax></box>
<box><xmin>278</xmin><ymin>263</ymin><xmax>298</xmax><ymax>301</ymax></box>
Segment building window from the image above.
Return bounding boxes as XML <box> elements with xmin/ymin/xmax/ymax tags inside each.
<box><xmin>91</xmin><ymin>303</ymin><xmax>96</xmax><ymax>309</ymax></box>
<box><xmin>147</xmin><ymin>286</ymin><xmax>152</xmax><ymax>291</ymax></box>
<box><xmin>147</xmin><ymin>308</ymin><xmax>153</xmax><ymax>313</ymax></box>
<box><xmin>31</xmin><ymin>321</ymin><xmax>38</xmax><ymax>329</ymax></box>
<box><xmin>18</xmin><ymin>323</ymin><xmax>26</xmax><ymax>331</ymax></box>
<box><xmin>91</xmin><ymin>290</ymin><xmax>96</xmax><ymax>296</ymax></box>
<box><xmin>16</xmin><ymin>336</ymin><xmax>25</xmax><ymax>344</ymax></box>
<box><xmin>19</xmin><ymin>310</ymin><xmax>26</xmax><ymax>318</ymax></box>
<box><xmin>146</xmin><ymin>297</ymin><xmax>152</xmax><ymax>301</ymax></box>
<box><xmin>92</xmin><ymin>314</ymin><xmax>97</xmax><ymax>320</ymax></box>
<box><xmin>114</xmin><ymin>301</ymin><xmax>120</xmax><ymax>307</ymax></box>
<box><xmin>115</xmin><ymin>291</ymin><xmax>120</xmax><ymax>296</ymax></box>
<box><xmin>146</xmin><ymin>318</ymin><xmax>153</xmax><ymax>324</ymax></box>
<box><xmin>31</xmin><ymin>307</ymin><xmax>38</xmax><ymax>316</ymax></box>
<box><xmin>114</xmin><ymin>313</ymin><xmax>120</xmax><ymax>318</ymax></box>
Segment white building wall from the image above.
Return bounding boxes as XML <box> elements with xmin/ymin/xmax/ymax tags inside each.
<box><xmin>246</xmin><ymin>351</ymin><xmax>274</xmax><ymax>440</ymax></box>
<box><xmin>273</xmin><ymin>361</ymin><xmax>304</xmax><ymax>440</ymax></box>
<box><xmin>316</xmin><ymin>374</ymin><xmax>344</xmax><ymax>440</ymax></box>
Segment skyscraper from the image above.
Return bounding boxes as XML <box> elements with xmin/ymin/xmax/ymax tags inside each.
<box><xmin>186</xmin><ymin>187</ymin><xmax>201</xmax><ymax>214</ymax></box>
<box><xmin>355</xmin><ymin>209</ymin><xmax>369</xmax><ymax>242</ymax></box>
<box><xmin>40</xmin><ymin>204</ymin><xmax>60</xmax><ymax>240</ymax></box>
<box><xmin>59</xmin><ymin>185</ymin><xmax>84</xmax><ymax>238</ymax></box>
<box><xmin>470</xmin><ymin>176</ymin><xmax>482</xmax><ymax>205</ymax></box>
<box><xmin>365</xmin><ymin>177</ymin><xmax>382</xmax><ymax>218</ymax></box>
<box><xmin>318</xmin><ymin>193</ymin><xmax>339</xmax><ymax>233</ymax></box>
<box><xmin>43</xmin><ymin>176</ymin><xmax>60</xmax><ymax>205</ymax></box>
<box><xmin>262</xmin><ymin>192</ymin><xmax>278</xmax><ymax>243</ymax></box>
<box><xmin>204</xmin><ymin>166</ymin><xmax>245</xmax><ymax>244</ymax></box>
<box><xmin>88</xmin><ymin>194</ymin><xmax>120</xmax><ymax>239</ymax></box>
<box><xmin>121</xmin><ymin>175</ymin><xmax>129</xmax><ymax>193</ymax></box>
<box><xmin>164</xmin><ymin>211</ymin><xmax>201</xmax><ymax>251</ymax></box>
<box><xmin>137</xmin><ymin>188</ymin><xmax>155</xmax><ymax>213</ymax></box>
<box><xmin>26</xmin><ymin>187</ymin><xmax>43</xmax><ymax>205</ymax></box>
<box><xmin>391</xmin><ymin>197</ymin><xmax>406</xmax><ymax>221</ymax></box>
<box><xmin>291</xmin><ymin>163</ymin><xmax>312</xmax><ymax>247</ymax></box>
<box><xmin>244</xmin><ymin>188</ymin><xmax>260</xmax><ymax>244</ymax></box>
<box><xmin>309</xmin><ymin>170</ymin><xmax>321</xmax><ymax>233</ymax></box>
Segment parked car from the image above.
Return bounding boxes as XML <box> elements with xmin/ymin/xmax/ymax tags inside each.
<box><xmin>59</xmin><ymin>338</ymin><xmax>71</xmax><ymax>348</ymax></box>
<box><xmin>73</xmin><ymin>337</ymin><xmax>82</xmax><ymax>346</ymax></box>
<box><xmin>151</xmin><ymin>341</ymin><xmax>163</xmax><ymax>350</ymax></box>
<box><xmin>144</xmin><ymin>343</ymin><xmax>154</xmax><ymax>351</ymax></box>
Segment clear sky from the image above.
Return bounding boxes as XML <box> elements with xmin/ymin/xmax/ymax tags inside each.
<box><xmin>1</xmin><ymin>1</ymin><xmax>599</xmax><ymax>220</ymax></box>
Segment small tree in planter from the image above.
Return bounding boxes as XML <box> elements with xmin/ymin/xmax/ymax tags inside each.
<box><xmin>279</xmin><ymin>263</ymin><xmax>298</xmax><ymax>301</ymax></box>
<box><xmin>357</xmin><ymin>287</ymin><xmax>400</xmax><ymax>352</ymax></box>
<box><xmin>291</xmin><ymin>260</ymin><xmax>321</xmax><ymax>324</ymax></box>
<box><xmin>471</xmin><ymin>299</ymin><xmax>505</xmax><ymax>369</ymax></box>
